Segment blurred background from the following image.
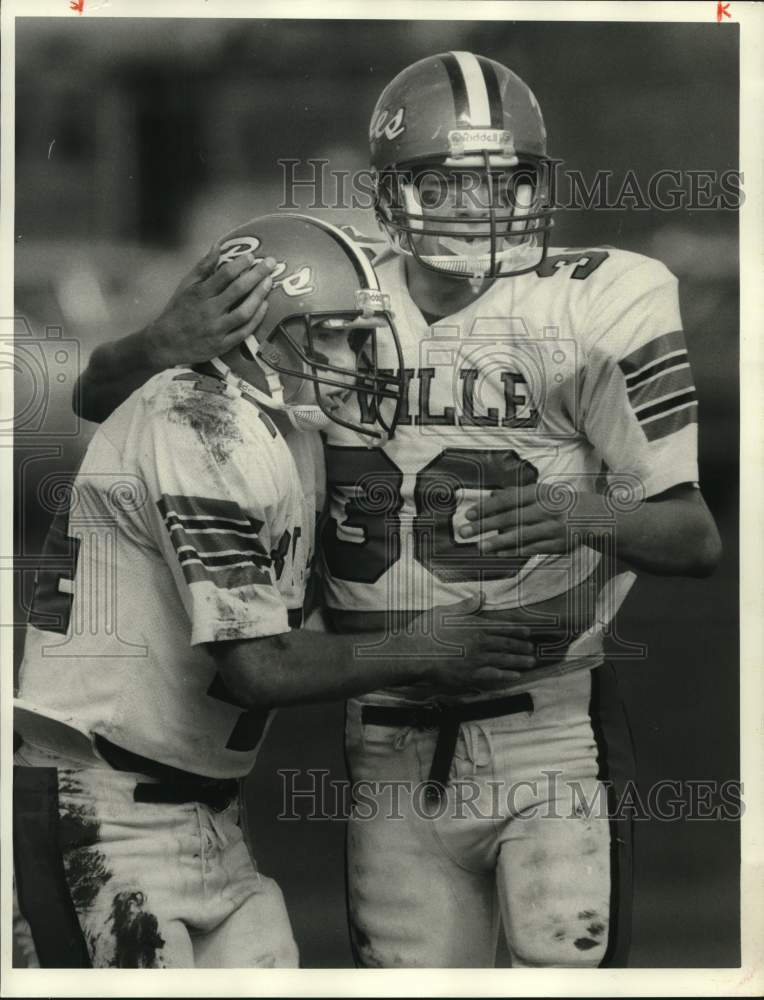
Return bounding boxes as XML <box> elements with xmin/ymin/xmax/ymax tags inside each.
<box><xmin>13</xmin><ymin>18</ymin><xmax>739</xmax><ymax>967</ymax></box>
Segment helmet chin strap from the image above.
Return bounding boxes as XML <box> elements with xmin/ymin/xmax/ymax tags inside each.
<box><xmin>209</xmin><ymin>346</ymin><xmax>290</xmax><ymax>412</ymax></box>
<box><xmin>212</xmin><ymin>333</ymin><xmax>393</xmax><ymax>446</ymax></box>
<box><xmin>210</xmin><ymin>347</ymin><xmax>340</xmax><ymax>434</ymax></box>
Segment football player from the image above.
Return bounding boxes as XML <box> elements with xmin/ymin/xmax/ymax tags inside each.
<box><xmin>67</xmin><ymin>53</ymin><xmax>721</xmax><ymax>969</ymax></box>
<box><xmin>14</xmin><ymin>213</ymin><xmax>539</xmax><ymax>969</ymax></box>
<box><xmin>322</xmin><ymin>52</ymin><xmax>721</xmax><ymax>969</ymax></box>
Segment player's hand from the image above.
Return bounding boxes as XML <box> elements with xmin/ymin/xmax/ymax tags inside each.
<box><xmin>147</xmin><ymin>242</ymin><xmax>278</xmax><ymax>369</ymax></box>
<box><xmin>413</xmin><ymin>594</ymin><xmax>538</xmax><ymax>689</ymax></box>
<box><xmin>459</xmin><ymin>483</ymin><xmax>575</xmax><ymax>557</ymax></box>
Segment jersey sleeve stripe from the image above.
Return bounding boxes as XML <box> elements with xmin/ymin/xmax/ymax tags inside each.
<box><xmin>636</xmin><ymin>389</ymin><xmax>698</xmax><ymax>423</ymax></box>
<box><xmin>157</xmin><ymin>493</ymin><xmax>274</xmax><ymax>588</ymax></box>
<box><xmin>168</xmin><ymin>523</ymin><xmax>258</xmax><ymax>538</ymax></box>
<box><xmin>627</xmin><ymin>365</ymin><xmax>695</xmax><ymax>411</ymax></box>
<box><xmin>164</xmin><ymin>515</ymin><xmax>256</xmax><ymax>533</ymax></box>
<box><xmin>624</xmin><ymin>352</ymin><xmax>689</xmax><ymax>388</ymax></box>
<box><xmin>156</xmin><ymin>494</ymin><xmax>251</xmax><ymax>523</ymax></box>
<box><xmin>641</xmin><ymin>403</ymin><xmax>699</xmax><ymax>443</ymax></box>
<box><xmin>178</xmin><ymin>549</ymin><xmax>270</xmax><ymax>570</ymax></box>
<box><xmin>618</xmin><ymin>330</ymin><xmax>686</xmax><ymax>376</ymax></box>
<box><xmin>171</xmin><ymin>528</ymin><xmax>268</xmax><ymax>556</ymax></box>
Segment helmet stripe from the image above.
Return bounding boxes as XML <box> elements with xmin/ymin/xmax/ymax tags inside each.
<box><xmin>441</xmin><ymin>52</ymin><xmax>471</xmax><ymax>126</ymax></box>
<box><xmin>450</xmin><ymin>51</ymin><xmax>491</xmax><ymax>127</ymax></box>
<box><xmin>476</xmin><ymin>55</ymin><xmax>504</xmax><ymax>129</ymax></box>
<box><xmin>283</xmin><ymin>213</ymin><xmax>379</xmax><ymax>290</ymax></box>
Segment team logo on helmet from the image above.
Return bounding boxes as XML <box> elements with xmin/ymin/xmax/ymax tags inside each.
<box><xmin>218</xmin><ymin>236</ymin><xmax>315</xmax><ymax>297</ymax></box>
<box><xmin>369</xmin><ymin>107</ymin><xmax>406</xmax><ymax>142</ymax></box>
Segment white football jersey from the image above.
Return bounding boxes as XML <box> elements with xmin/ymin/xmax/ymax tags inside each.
<box><xmin>16</xmin><ymin>367</ymin><xmax>324</xmax><ymax>777</ymax></box>
<box><xmin>322</xmin><ymin>245</ymin><xmax>698</xmax><ymax>643</ymax></box>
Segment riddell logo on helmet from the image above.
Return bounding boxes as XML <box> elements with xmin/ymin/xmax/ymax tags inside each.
<box><xmin>218</xmin><ymin>237</ymin><xmax>315</xmax><ymax>297</ymax></box>
<box><xmin>447</xmin><ymin>129</ymin><xmax>516</xmax><ymax>156</ymax></box>
<box><xmin>369</xmin><ymin>107</ymin><xmax>406</xmax><ymax>142</ymax></box>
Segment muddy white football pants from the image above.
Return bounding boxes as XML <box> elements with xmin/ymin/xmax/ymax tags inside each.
<box><xmin>344</xmin><ymin>664</ymin><xmax>634</xmax><ymax>968</ymax></box>
<box><xmin>12</xmin><ymin>743</ymin><xmax>298</xmax><ymax>968</ymax></box>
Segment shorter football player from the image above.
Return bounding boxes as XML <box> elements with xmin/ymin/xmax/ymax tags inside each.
<box><xmin>13</xmin><ymin>214</ymin><xmax>538</xmax><ymax>968</ymax></box>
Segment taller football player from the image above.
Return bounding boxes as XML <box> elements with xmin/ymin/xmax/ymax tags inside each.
<box><xmin>67</xmin><ymin>53</ymin><xmax>721</xmax><ymax>969</ymax></box>
<box><xmin>14</xmin><ymin>213</ymin><xmax>538</xmax><ymax>969</ymax></box>
<box><xmin>320</xmin><ymin>52</ymin><xmax>720</xmax><ymax>969</ymax></box>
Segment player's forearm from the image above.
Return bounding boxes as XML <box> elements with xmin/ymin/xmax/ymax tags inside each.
<box><xmin>213</xmin><ymin>629</ymin><xmax>432</xmax><ymax>708</ymax></box>
<box><xmin>72</xmin><ymin>326</ymin><xmax>168</xmax><ymax>423</ymax></box>
<box><xmin>580</xmin><ymin>490</ymin><xmax>721</xmax><ymax>577</ymax></box>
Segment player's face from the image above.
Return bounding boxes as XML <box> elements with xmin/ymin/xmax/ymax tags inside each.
<box><xmin>411</xmin><ymin>165</ymin><xmax>536</xmax><ymax>259</ymax></box>
<box><xmin>279</xmin><ymin>320</ymin><xmax>361</xmax><ymax>408</ymax></box>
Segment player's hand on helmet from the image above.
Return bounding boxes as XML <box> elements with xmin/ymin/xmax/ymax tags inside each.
<box><xmin>147</xmin><ymin>242</ymin><xmax>278</xmax><ymax>369</ymax></box>
<box><xmin>459</xmin><ymin>483</ymin><xmax>578</xmax><ymax>557</ymax></box>
<box><xmin>413</xmin><ymin>594</ymin><xmax>538</xmax><ymax>688</ymax></box>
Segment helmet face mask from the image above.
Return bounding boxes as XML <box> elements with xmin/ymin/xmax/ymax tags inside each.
<box><xmin>250</xmin><ymin>306</ymin><xmax>402</xmax><ymax>439</ymax></box>
<box><xmin>377</xmin><ymin>155</ymin><xmax>554</xmax><ymax>280</ymax></box>
<box><xmin>370</xmin><ymin>51</ymin><xmax>556</xmax><ymax>281</ymax></box>
<box><xmin>212</xmin><ymin>215</ymin><xmax>405</xmax><ymax>443</ymax></box>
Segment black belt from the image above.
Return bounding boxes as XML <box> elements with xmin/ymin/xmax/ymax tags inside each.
<box><xmin>361</xmin><ymin>693</ymin><xmax>534</xmax><ymax>804</ymax></box>
<box><xmin>94</xmin><ymin>735</ymin><xmax>238</xmax><ymax>812</ymax></box>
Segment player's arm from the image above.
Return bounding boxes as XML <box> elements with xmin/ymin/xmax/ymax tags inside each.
<box><xmin>205</xmin><ymin>598</ymin><xmax>538</xmax><ymax>709</ymax></box>
<box><xmin>72</xmin><ymin>246</ymin><xmax>276</xmax><ymax>423</ymax></box>
<box><xmin>137</xmin><ymin>391</ymin><xmax>537</xmax><ymax>708</ymax></box>
<box><xmin>460</xmin><ymin>481</ymin><xmax>721</xmax><ymax>577</ymax></box>
<box><xmin>461</xmin><ymin>259</ymin><xmax>722</xmax><ymax>577</ymax></box>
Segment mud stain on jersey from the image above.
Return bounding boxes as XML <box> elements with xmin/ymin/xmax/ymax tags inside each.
<box><xmin>209</xmin><ymin>592</ymin><xmax>240</xmax><ymax>620</ymax></box>
<box><xmin>56</xmin><ymin>772</ymin><xmax>113</xmax><ymax>912</ymax></box>
<box><xmin>107</xmin><ymin>891</ymin><xmax>166</xmax><ymax>968</ymax></box>
<box><xmin>573</xmin><ymin>908</ymin><xmax>605</xmax><ymax>951</ymax></box>
<box><xmin>166</xmin><ymin>390</ymin><xmax>243</xmax><ymax>465</ymax></box>
<box><xmin>573</xmin><ymin>937</ymin><xmax>599</xmax><ymax>950</ymax></box>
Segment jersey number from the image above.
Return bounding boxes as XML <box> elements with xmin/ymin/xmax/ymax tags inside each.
<box><xmin>536</xmin><ymin>250</ymin><xmax>609</xmax><ymax>280</ymax></box>
<box><xmin>28</xmin><ymin>510</ymin><xmax>81</xmax><ymax>636</ymax></box>
<box><xmin>322</xmin><ymin>447</ymin><xmax>538</xmax><ymax>585</ymax></box>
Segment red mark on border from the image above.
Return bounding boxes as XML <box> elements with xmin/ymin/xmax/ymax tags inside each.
<box><xmin>69</xmin><ymin>0</ymin><xmax>84</xmax><ymax>12</ymax></box>
<box><xmin>716</xmin><ymin>1</ymin><xmax>731</xmax><ymax>21</ymax></box>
